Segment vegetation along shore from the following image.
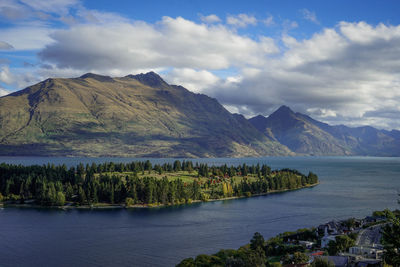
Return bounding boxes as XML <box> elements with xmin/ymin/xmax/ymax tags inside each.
<box><xmin>0</xmin><ymin>160</ymin><xmax>318</xmax><ymax>208</ymax></box>
<box><xmin>177</xmin><ymin>209</ymin><xmax>400</xmax><ymax>266</ymax></box>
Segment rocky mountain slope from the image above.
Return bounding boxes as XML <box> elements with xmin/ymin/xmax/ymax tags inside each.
<box><xmin>0</xmin><ymin>72</ymin><xmax>291</xmax><ymax>157</ymax></box>
<box><xmin>249</xmin><ymin>106</ymin><xmax>400</xmax><ymax>156</ymax></box>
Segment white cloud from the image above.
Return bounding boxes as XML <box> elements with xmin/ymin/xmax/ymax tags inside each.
<box><xmin>263</xmin><ymin>15</ymin><xmax>274</xmax><ymax>27</ymax></box>
<box><xmin>207</xmin><ymin>22</ymin><xmax>400</xmax><ymax>129</ymax></box>
<box><xmin>282</xmin><ymin>19</ymin><xmax>298</xmax><ymax>32</ymax></box>
<box><xmin>0</xmin><ymin>0</ymin><xmax>81</xmax><ymax>21</ymax></box>
<box><xmin>0</xmin><ymin>66</ymin><xmax>14</xmax><ymax>84</ymax></box>
<box><xmin>39</xmin><ymin>16</ymin><xmax>278</xmax><ymax>71</ymax></box>
<box><xmin>199</xmin><ymin>14</ymin><xmax>221</xmax><ymax>24</ymax></box>
<box><xmin>300</xmin><ymin>8</ymin><xmax>319</xmax><ymax>24</ymax></box>
<box><xmin>0</xmin><ymin>88</ymin><xmax>10</xmax><ymax>97</ymax></box>
<box><xmin>0</xmin><ymin>27</ymin><xmax>54</xmax><ymax>50</ymax></box>
<box><xmin>20</xmin><ymin>0</ymin><xmax>79</xmax><ymax>14</ymax></box>
<box><xmin>164</xmin><ymin>68</ymin><xmax>220</xmax><ymax>93</ymax></box>
<box><xmin>226</xmin><ymin>14</ymin><xmax>257</xmax><ymax>28</ymax></box>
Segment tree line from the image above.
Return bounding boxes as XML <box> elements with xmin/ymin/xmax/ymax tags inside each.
<box><xmin>0</xmin><ymin>161</ymin><xmax>318</xmax><ymax>206</ymax></box>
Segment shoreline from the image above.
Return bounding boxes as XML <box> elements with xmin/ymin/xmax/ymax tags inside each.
<box><xmin>0</xmin><ymin>182</ymin><xmax>319</xmax><ymax>210</ymax></box>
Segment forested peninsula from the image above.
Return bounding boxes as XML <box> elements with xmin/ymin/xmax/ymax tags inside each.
<box><xmin>0</xmin><ymin>161</ymin><xmax>318</xmax><ymax>208</ymax></box>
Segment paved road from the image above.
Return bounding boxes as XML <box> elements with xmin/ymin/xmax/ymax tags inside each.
<box><xmin>356</xmin><ymin>224</ymin><xmax>384</xmax><ymax>246</ymax></box>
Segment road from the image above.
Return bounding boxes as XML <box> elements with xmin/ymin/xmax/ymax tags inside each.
<box><xmin>356</xmin><ymin>224</ymin><xmax>384</xmax><ymax>247</ymax></box>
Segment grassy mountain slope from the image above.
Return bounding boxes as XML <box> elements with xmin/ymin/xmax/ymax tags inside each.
<box><xmin>249</xmin><ymin>106</ymin><xmax>400</xmax><ymax>156</ymax></box>
<box><xmin>0</xmin><ymin>72</ymin><xmax>291</xmax><ymax>157</ymax></box>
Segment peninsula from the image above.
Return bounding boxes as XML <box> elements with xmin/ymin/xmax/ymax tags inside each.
<box><xmin>0</xmin><ymin>160</ymin><xmax>318</xmax><ymax>208</ymax></box>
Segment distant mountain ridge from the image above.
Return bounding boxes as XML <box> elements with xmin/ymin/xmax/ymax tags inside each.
<box><xmin>1</xmin><ymin>72</ymin><xmax>398</xmax><ymax>157</ymax></box>
<box><xmin>249</xmin><ymin>105</ymin><xmax>400</xmax><ymax>156</ymax></box>
<box><xmin>0</xmin><ymin>72</ymin><xmax>290</xmax><ymax>157</ymax></box>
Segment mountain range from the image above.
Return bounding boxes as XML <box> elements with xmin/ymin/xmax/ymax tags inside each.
<box><xmin>0</xmin><ymin>72</ymin><xmax>289</xmax><ymax>157</ymax></box>
<box><xmin>0</xmin><ymin>72</ymin><xmax>398</xmax><ymax>157</ymax></box>
<box><xmin>249</xmin><ymin>105</ymin><xmax>400</xmax><ymax>156</ymax></box>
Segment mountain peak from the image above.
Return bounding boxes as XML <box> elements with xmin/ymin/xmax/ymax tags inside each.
<box><xmin>268</xmin><ymin>105</ymin><xmax>295</xmax><ymax>120</ymax></box>
<box><xmin>126</xmin><ymin>71</ymin><xmax>168</xmax><ymax>87</ymax></box>
<box><xmin>275</xmin><ymin>105</ymin><xmax>294</xmax><ymax>114</ymax></box>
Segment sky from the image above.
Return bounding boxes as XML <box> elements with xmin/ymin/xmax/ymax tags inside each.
<box><xmin>1</xmin><ymin>0</ymin><xmax>400</xmax><ymax>130</ymax></box>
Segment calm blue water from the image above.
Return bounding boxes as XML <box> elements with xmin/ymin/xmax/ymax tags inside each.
<box><xmin>0</xmin><ymin>156</ymin><xmax>399</xmax><ymax>267</ymax></box>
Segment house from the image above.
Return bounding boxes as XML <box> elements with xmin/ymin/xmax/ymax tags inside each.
<box><xmin>299</xmin><ymin>240</ymin><xmax>315</xmax><ymax>249</ymax></box>
<box><xmin>348</xmin><ymin>245</ymin><xmax>383</xmax><ymax>259</ymax></box>
<box><xmin>318</xmin><ymin>221</ymin><xmax>343</xmax><ymax>236</ymax></box>
<box><xmin>309</xmin><ymin>251</ymin><xmax>324</xmax><ymax>257</ymax></box>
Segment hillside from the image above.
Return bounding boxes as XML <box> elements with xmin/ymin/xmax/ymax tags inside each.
<box><xmin>249</xmin><ymin>106</ymin><xmax>400</xmax><ymax>156</ymax></box>
<box><xmin>0</xmin><ymin>72</ymin><xmax>291</xmax><ymax>157</ymax></box>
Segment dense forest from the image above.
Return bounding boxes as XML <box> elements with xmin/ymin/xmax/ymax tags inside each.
<box><xmin>0</xmin><ymin>161</ymin><xmax>318</xmax><ymax>207</ymax></box>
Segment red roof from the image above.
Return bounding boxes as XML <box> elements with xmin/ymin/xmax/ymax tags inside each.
<box><xmin>310</xmin><ymin>251</ymin><xmax>324</xmax><ymax>256</ymax></box>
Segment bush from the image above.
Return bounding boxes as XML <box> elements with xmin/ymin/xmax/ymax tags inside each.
<box><xmin>311</xmin><ymin>257</ymin><xmax>335</xmax><ymax>267</ymax></box>
<box><xmin>200</xmin><ymin>193</ymin><xmax>210</xmax><ymax>202</ymax></box>
<box><xmin>8</xmin><ymin>194</ymin><xmax>20</xmax><ymax>202</ymax></box>
<box><xmin>125</xmin><ymin>197</ymin><xmax>134</xmax><ymax>207</ymax></box>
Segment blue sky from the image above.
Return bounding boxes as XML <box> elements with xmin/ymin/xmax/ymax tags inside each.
<box><xmin>1</xmin><ymin>0</ymin><xmax>400</xmax><ymax>129</ymax></box>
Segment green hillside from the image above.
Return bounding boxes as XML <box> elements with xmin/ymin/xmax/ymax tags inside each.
<box><xmin>0</xmin><ymin>72</ymin><xmax>291</xmax><ymax>157</ymax></box>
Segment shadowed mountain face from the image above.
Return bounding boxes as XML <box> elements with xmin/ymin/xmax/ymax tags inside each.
<box><xmin>249</xmin><ymin>106</ymin><xmax>400</xmax><ymax>156</ymax></box>
<box><xmin>0</xmin><ymin>72</ymin><xmax>291</xmax><ymax>157</ymax></box>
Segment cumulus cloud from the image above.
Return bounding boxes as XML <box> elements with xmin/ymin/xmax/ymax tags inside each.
<box><xmin>226</xmin><ymin>14</ymin><xmax>257</xmax><ymax>28</ymax></box>
<box><xmin>199</xmin><ymin>14</ymin><xmax>221</xmax><ymax>24</ymax></box>
<box><xmin>205</xmin><ymin>21</ymin><xmax>400</xmax><ymax>129</ymax></box>
<box><xmin>0</xmin><ymin>66</ymin><xmax>14</xmax><ymax>84</ymax></box>
<box><xmin>39</xmin><ymin>16</ymin><xmax>278</xmax><ymax>71</ymax></box>
<box><xmin>300</xmin><ymin>8</ymin><xmax>319</xmax><ymax>24</ymax></box>
<box><xmin>0</xmin><ymin>88</ymin><xmax>10</xmax><ymax>97</ymax></box>
<box><xmin>0</xmin><ymin>27</ymin><xmax>54</xmax><ymax>50</ymax></box>
<box><xmin>164</xmin><ymin>68</ymin><xmax>220</xmax><ymax>93</ymax></box>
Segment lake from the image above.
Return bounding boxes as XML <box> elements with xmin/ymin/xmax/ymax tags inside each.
<box><xmin>0</xmin><ymin>156</ymin><xmax>399</xmax><ymax>266</ymax></box>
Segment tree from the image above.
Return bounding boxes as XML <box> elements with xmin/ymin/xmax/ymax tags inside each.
<box><xmin>55</xmin><ymin>192</ymin><xmax>65</xmax><ymax>206</ymax></box>
<box><xmin>222</xmin><ymin>182</ymin><xmax>228</xmax><ymax>197</ymax></box>
<box><xmin>292</xmin><ymin>252</ymin><xmax>309</xmax><ymax>264</ymax></box>
<box><xmin>382</xmin><ymin>196</ymin><xmax>400</xmax><ymax>265</ymax></box>
<box><xmin>327</xmin><ymin>235</ymin><xmax>355</xmax><ymax>255</ymax></box>
<box><xmin>176</xmin><ymin>258</ymin><xmax>195</xmax><ymax>267</ymax></box>
<box><xmin>65</xmin><ymin>183</ymin><xmax>74</xmax><ymax>200</ymax></box>
<box><xmin>78</xmin><ymin>186</ymin><xmax>86</xmax><ymax>205</ymax></box>
<box><xmin>250</xmin><ymin>232</ymin><xmax>265</xmax><ymax>251</ymax></box>
<box><xmin>173</xmin><ymin>160</ymin><xmax>182</xmax><ymax>172</ymax></box>
<box><xmin>125</xmin><ymin>197</ymin><xmax>134</xmax><ymax>207</ymax></box>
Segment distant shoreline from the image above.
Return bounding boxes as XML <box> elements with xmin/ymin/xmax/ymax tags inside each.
<box><xmin>1</xmin><ymin>182</ymin><xmax>319</xmax><ymax>210</ymax></box>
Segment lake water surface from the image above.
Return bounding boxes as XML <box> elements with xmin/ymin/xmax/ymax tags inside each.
<box><xmin>1</xmin><ymin>156</ymin><xmax>399</xmax><ymax>266</ymax></box>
